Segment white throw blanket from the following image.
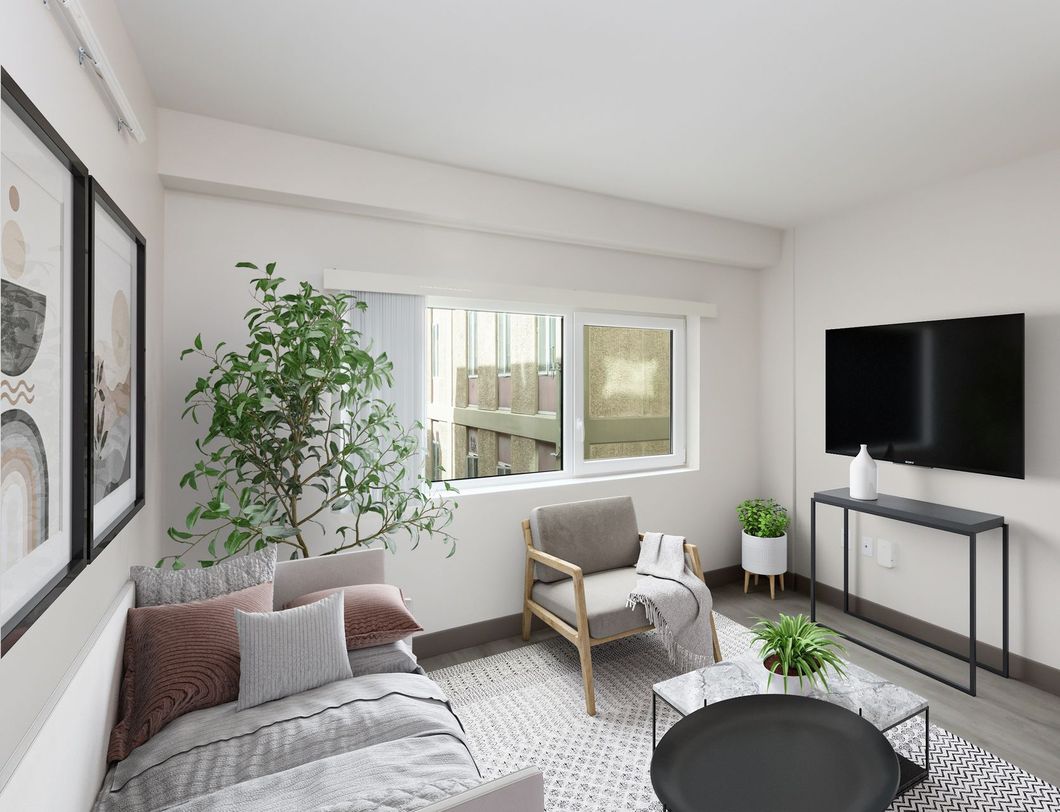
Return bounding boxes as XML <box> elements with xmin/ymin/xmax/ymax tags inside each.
<box><xmin>628</xmin><ymin>532</ymin><xmax>714</xmax><ymax>671</ymax></box>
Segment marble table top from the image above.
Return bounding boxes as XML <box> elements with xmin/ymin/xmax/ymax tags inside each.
<box><xmin>654</xmin><ymin>651</ymin><xmax>928</xmax><ymax>731</ymax></box>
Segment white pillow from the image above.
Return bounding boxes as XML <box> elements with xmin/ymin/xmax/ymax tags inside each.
<box><xmin>235</xmin><ymin>591</ymin><xmax>352</xmax><ymax>710</ymax></box>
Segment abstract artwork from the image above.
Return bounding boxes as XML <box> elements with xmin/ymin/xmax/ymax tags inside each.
<box><xmin>2</xmin><ymin>71</ymin><xmax>87</xmax><ymax>651</ymax></box>
<box><xmin>90</xmin><ymin>182</ymin><xmax>144</xmax><ymax>550</ymax></box>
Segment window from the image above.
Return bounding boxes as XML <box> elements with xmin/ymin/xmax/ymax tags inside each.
<box><xmin>430</xmin><ymin>321</ymin><xmax>440</xmax><ymax>378</ymax></box>
<box><xmin>422</xmin><ymin>306</ymin><xmax>684</xmax><ymax>485</ymax></box>
<box><xmin>497</xmin><ymin>312</ymin><xmax>511</xmax><ymax>376</ymax></box>
<box><xmin>537</xmin><ymin>315</ymin><xmax>559</xmax><ymax>374</ymax></box>
<box><xmin>575</xmin><ymin>312</ymin><xmax>685</xmax><ymax>475</ymax></box>
<box><xmin>466</xmin><ymin>311</ymin><xmax>478</xmax><ymax>377</ymax></box>
<box><xmin>426</xmin><ymin>307</ymin><xmax>563</xmax><ymax>483</ymax></box>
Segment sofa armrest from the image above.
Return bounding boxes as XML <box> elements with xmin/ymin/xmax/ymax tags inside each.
<box><xmin>419</xmin><ymin>768</ymin><xmax>544</xmax><ymax>812</ymax></box>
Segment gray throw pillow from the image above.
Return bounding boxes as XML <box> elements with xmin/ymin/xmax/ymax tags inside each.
<box><xmin>235</xmin><ymin>591</ymin><xmax>353</xmax><ymax>711</ymax></box>
<box><xmin>346</xmin><ymin>638</ymin><xmax>421</xmax><ymax>678</ymax></box>
<box><xmin>131</xmin><ymin>546</ymin><xmax>276</xmax><ymax>607</ymax></box>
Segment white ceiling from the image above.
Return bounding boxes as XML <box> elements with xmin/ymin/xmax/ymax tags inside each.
<box><xmin>115</xmin><ymin>1</ymin><xmax>1060</xmax><ymax>226</ymax></box>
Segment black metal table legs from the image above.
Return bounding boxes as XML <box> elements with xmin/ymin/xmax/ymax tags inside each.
<box><xmin>809</xmin><ymin>497</ymin><xmax>1010</xmax><ymax>696</ymax></box>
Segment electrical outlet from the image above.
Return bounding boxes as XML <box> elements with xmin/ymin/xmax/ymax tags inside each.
<box><xmin>861</xmin><ymin>535</ymin><xmax>874</xmax><ymax>557</ymax></box>
<box><xmin>877</xmin><ymin>539</ymin><xmax>896</xmax><ymax>568</ymax></box>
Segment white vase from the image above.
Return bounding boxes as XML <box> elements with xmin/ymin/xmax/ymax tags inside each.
<box><xmin>849</xmin><ymin>444</ymin><xmax>878</xmax><ymax>500</ymax></box>
<box><xmin>741</xmin><ymin>531</ymin><xmax>787</xmax><ymax>576</ymax></box>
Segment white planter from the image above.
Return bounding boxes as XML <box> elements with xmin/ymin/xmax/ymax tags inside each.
<box><xmin>741</xmin><ymin>531</ymin><xmax>787</xmax><ymax>576</ymax></box>
<box><xmin>761</xmin><ymin>659</ymin><xmax>814</xmax><ymax>696</ymax></box>
<box><xmin>849</xmin><ymin>444</ymin><xmax>878</xmax><ymax>500</ymax></box>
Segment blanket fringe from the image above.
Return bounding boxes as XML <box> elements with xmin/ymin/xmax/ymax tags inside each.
<box><xmin>628</xmin><ymin>593</ymin><xmax>713</xmax><ymax>672</ymax></box>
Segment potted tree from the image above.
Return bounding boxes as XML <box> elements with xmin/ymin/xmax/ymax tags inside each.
<box><xmin>750</xmin><ymin>613</ymin><xmax>846</xmax><ymax>695</ymax></box>
<box><xmin>160</xmin><ymin>261</ymin><xmax>457</xmax><ymax>569</ymax></box>
<box><xmin>737</xmin><ymin>498</ymin><xmax>789</xmax><ymax>598</ymax></box>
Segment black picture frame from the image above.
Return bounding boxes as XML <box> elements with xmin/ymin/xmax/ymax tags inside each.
<box><xmin>1</xmin><ymin>69</ymin><xmax>90</xmax><ymax>654</ymax></box>
<box><xmin>87</xmin><ymin>179</ymin><xmax>146</xmax><ymax>556</ymax></box>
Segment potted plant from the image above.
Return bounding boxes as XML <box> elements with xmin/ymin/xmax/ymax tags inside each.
<box><xmin>750</xmin><ymin>613</ymin><xmax>847</xmax><ymax>695</ymax></box>
<box><xmin>160</xmin><ymin>261</ymin><xmax>457</xmax><ymax>569</ymax></box>
<box><xmin>737</xmin><ymin>498</ymin><xmax>789</xmax><ymax>597</ymax></box>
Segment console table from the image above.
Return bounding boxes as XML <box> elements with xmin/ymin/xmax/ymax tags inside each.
<box><xmin>810</xmin><ymin>488</ymin><xmax>1009</xmax><ymax>696</ymax></box>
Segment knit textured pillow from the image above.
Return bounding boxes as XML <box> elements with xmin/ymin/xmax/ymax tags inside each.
<box><xmin>107</xmin><ymin>581</ymin><xmax>274</xmax><ymax>762</ymax></box>
<box><xmin>130</xmin><ymin>546</ymin><xmax>276</xmax><ymax>607</ymax></box>
<box><xmin>284</xmin><ymin>584</ymin><xmax>422</xmax><ymax>650</ymax></box>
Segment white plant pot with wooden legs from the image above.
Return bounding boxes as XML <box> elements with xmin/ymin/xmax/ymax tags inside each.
<box><xmin>742</xmin><ymin>531</ymin><xmax>787</xmax><ymax>600</ymax></box>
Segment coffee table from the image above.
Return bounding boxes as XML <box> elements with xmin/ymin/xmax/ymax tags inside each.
<box><xmin>651</xmin><ymin>695</ymin><xmax>901</xmax><ymax>812</ymax></box>
<box><xmin>652</xmin><ymin>652</ymin><xmax>929</xmax><ymax>796</ymax></box>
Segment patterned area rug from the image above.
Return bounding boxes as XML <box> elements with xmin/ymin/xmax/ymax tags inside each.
<box><xmin>429</xmin><ymin>613</ymin><xmax>1060</xmax><ymax>811</ymax></box>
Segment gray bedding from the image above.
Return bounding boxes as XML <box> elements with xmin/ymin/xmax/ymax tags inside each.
<box><xmin>93</xmin><ymin>673</ymin><xmax>481</xmax><ymax>812</ymax></box>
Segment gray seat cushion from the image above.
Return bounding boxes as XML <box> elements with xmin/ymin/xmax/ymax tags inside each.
<box><xmin>529</xmin><ymin>496</ymin><xmax>640</xmax><ymax>583</ymax></box>
<box><xmin>531</xmin><ymin>567</ymin><xmax>649</xmax><ymax>639</ymax></box>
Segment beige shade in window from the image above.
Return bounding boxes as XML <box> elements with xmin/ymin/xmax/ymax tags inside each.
<box><xmin>583</xmin><ymin>325</ymin><xmax>672</xmax><ymax>460</ymax></box>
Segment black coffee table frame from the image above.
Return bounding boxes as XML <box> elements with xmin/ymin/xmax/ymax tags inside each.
<box><xmin>651</xmin><ymin>690</ymin><xmax>930</xmax><ymax>797</ymax></box>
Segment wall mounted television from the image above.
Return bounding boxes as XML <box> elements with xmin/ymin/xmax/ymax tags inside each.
<box><xmin>825</xmin><ymin>313</ymin><xmax>1025</xmax><ymax>479</ymax></box>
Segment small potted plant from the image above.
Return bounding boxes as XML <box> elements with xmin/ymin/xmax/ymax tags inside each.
<box><xmin>737</xmin><ymin>498</ymin><xmax>790</xmax><ymax>597</ymax></box>
<box><xmin>751</xmin><ymin>613</ymin><xmax>847</xmax><ymax>695</ymax></box>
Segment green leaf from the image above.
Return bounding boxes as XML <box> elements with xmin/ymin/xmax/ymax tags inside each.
<box><xmin>194</xmin><ymin>333</ymin><xmax>203</xmax><ymax>351</ymax></box>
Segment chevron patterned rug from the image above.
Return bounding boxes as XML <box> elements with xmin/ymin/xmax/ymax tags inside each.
<box><xmin>429</xmin><ymin>613</ymin><xmax>1060</xmax><ymax>811</ymax></box>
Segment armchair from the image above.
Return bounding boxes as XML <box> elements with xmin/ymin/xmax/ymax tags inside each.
<box><xmin>520</xmin><ymin>496</ymin><xmax>722</xmax><ymax>715</ymax></box>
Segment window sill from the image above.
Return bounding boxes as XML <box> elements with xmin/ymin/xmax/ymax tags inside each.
<box><xmin>430</xmin><ymin>463</ymin><xmax>697</xmax><ymax>500</ymax></box>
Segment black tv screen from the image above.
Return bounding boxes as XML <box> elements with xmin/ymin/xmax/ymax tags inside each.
<box><xmin>825</xmin><ymin>313</ymin><xmax>1024</xmax><ymax>479</ymax></box>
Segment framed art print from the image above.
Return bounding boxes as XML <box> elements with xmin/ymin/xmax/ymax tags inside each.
<box><xmin>88</xmin><ymin>180</ymin><xmax>145</xmax><ymax>555</ymax></box>
<box><xmin>1</xmin><ymin>69</ymin><xmax>89</xmax><ymax>653</ymax></box>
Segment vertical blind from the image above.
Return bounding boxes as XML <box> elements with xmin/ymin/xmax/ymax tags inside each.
<box><xmin>348</xmin><ymin>290</ymin><xmax>426</xmax><ymax>444</ymax></box>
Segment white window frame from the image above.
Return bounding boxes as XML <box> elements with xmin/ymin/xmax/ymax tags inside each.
<box><xmin>573</xmin><ymin>312</ymin><xmax>686</xmax><ymax>477</ymax></box>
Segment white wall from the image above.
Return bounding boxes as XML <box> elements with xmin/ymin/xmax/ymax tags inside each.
<box><xmin>762</xmin><ymin>146</ymin><xmax>1060</xmax><ymax>671</ymax></box>
<box><xmin>162</xmin><ymin>190</ymin><xmax>763</xmax><ymax>633</ymax></box>
<box><xmin>0</xmin><ymin>0</ymin><xmax>164</xmax><ymax>780</ymax></box>
<box><xmin>157</xmin><ymin>109</ymin><xmax>782</xmax><ymax>270</ymax></box>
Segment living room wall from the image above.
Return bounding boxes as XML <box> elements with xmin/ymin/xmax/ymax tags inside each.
<box><xmin>162</xmin><ymin>189</ymin><xmax>765</xmax><ymax>636</ymax></box>
<box><xmin>0</xmin><ymin>0</ymin><xmax>164</xmax><ymax>780</ymax></box>
<box><xmin>761</xmin><ymin>146</ymin><xmax>1060</xmax><ymax>676</ymax></box>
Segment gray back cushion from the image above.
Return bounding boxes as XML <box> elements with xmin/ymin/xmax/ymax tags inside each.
<box><xmin>131</xmin><ymin>546</ymin><xmax>277</xmax><ymax>607</ymax></box>
<box><xmin>235</xmin><ymin>591</ymin><xmax>353</xmax><ymax>710</ymax></box>
<box><xmin>529</xmin><ymin>496</ymin><xmax>640</xmax><ymax>583</ymax></box>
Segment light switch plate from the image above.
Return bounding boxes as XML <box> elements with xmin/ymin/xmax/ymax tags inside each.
<box><xmin>861</xmin><ymin>535</ymin><xmax>874</xmax><ymax>557</ymax></box>
<box><xmin>877</xmin><ymin>538</ymin><xmax>896</xmax><ymax>568</ymax></box>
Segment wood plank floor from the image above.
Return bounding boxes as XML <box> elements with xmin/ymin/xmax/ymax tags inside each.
<box><xmin>421</xmin><ymin>580</ymin><xmax>1060</xmax><ymax>786</ymax></box>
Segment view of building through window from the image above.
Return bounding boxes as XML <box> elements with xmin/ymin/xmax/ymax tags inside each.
<box><xmin>583</xmin><ymin>325</ymin><xmax>673</xmax><ymax>460</ymax></box>
<box><xmin>427</xmin><ymin>308</ymin><xmax>562</xmax><ymax>482</ymax></box>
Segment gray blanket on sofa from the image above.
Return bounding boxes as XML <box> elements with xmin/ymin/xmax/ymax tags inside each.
<box><xmin>92</xmin><ymin>673</ymin><xmax>481</xmax><ymax>812</ymax></box>
<box><xmin>628</xmin><ymin>532</ymin><xmax>714</xmax><ymax>671</ymax></box>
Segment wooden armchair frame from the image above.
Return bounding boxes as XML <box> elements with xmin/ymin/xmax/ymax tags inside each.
<box><xmin>521</xmin><ymin>521</ymin><xmax>723</xmax><ymax>716</ymax></box>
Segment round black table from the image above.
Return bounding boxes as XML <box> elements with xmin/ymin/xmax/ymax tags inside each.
<box><xmin>651</xmin><ymin>694</ymin><xmax>900</xmax><ymax>812</ymax></box>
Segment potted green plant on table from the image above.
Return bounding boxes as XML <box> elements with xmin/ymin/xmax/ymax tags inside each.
<box><xmin>737</xmin><ymin>498</ymin><xmax>790</xmax><ymax>598</ymax></box>
<box><xmin>160</xmin><ymin>261</ymin><xmax>457</xmax><ymax>569</ymax></box>
<box><xmin>750</xmin><ymin>613</ymin><xmax>847</xmax><ymax>695</ymax></box>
